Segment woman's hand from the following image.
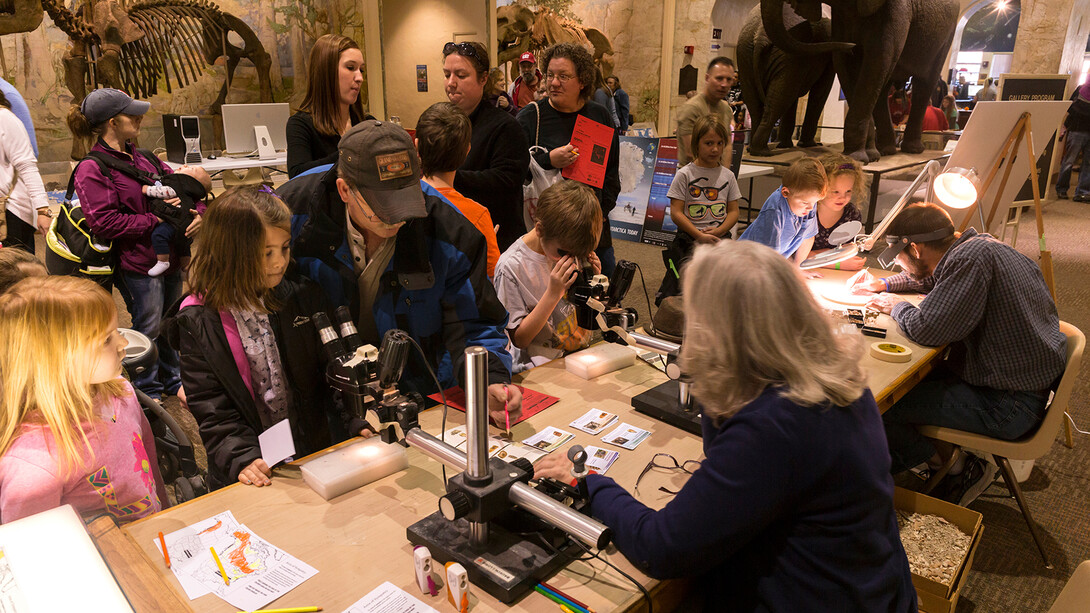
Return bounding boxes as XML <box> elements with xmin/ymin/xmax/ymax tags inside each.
<box><xmin>185</xmin><ymin>212</ymin><xmax>202</xmax><ymax>238</ymax></box>
<box><xmin>36</xmin><ymin>211</ymin><xmax>52</xmax><ymax>236</ymax></box>
<box><xmin>534</xmin><ymin>453</ymin><xmax>574</xmax><ymax>482</ymax></box>
<box><xmin>238</xmin><ymin>458</ymin><xmax>272</xmax><ymax>486</ymax></box>
<box><xmin>549</xmin><ymin>144</ymin><xmax>579</xmax><ymax>169</ymax></box>
<box><xmin>497</xmin><ymin>96</ymin><xmax>510</xmax><ymax>109</ymax></box>
<box><xmin>547</xmin><ymin>255</ymin><xmax>580</xmax><ymax>298</ymax></box>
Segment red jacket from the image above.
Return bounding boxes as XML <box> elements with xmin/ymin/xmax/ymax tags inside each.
<box><xmin>510</xmin><ymin>70</ymin><xmax>543</xmax><ymax>110</ymax></box>
<box><xmin>921</xmin><ymin>105</ymin><xmax>949</xmax><ymax>131</ymax></box>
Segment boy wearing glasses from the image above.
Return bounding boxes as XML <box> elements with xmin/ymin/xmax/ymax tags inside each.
<box><xmin>657</xmin><ymin>114</ymin><xmax>740</xmax><ymax>302</ymax></box>
<box><xmin>493</xmin><ymin>180</ymin><xmax>602</xmax><ymax>372</ymax></box>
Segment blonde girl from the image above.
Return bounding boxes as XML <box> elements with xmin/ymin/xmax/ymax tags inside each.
<box><xmin>0</xmin><ymin>276</ymin><xmax>166</xmax><ymax>523</ymax></box>
<box><xmin>813</xmin><ymin>153</ymin><xmax>866</xmax><ymax>270</ymax></box>
<box><xmin>166</xmin><ymin>186</ymin><xmax>365</xmax><ymax>490</ymax></box>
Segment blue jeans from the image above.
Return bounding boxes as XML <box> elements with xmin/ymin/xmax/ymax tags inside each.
<box><xmin>1056</xmin><ymin>130</ymin><xmax>1090</xmax><ymax>196</ymax></box>
<box><xmin>882</xmin><ymin>372</ymin><xmax>1048</xmax><ymax>473</ymax></box>
<box><xmin>116</xmin><ymin>270</ymin><xmax>182</xmax><ymax>398</ymax></box>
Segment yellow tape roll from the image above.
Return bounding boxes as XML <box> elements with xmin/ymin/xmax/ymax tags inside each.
<box><xmin>870</xmin><ymin>342</ymin><xmax>913</xmax><ymax>363</ymax></box>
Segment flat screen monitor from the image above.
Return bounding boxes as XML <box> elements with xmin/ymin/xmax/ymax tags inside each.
<box><xmin>221</xmin><ymin>103</ymin><xmax>290</xmax><ymax>154</ymax></box>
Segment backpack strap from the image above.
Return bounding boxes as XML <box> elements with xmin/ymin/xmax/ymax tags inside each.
<box><xmin>65</xmin><ymin>149</ymin><xmax>163</xmax><ymax>204</ymax></box>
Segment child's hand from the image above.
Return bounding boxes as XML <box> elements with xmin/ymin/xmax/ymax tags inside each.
<box><xmin>547</xmin><ymin>255</ymin><xmax>580</xmax><ymax>297</ymax></box>
<box><xmin>587</xmin><ymin>251</ymin><xmax>602</xmax><ymax>274</ymax></box>
<box><xmin>238</xmin><ymin>458</ymin><xmax>272</xmax><ymax>486</ymax></box>
<box><xmin>695</xmin><ymin>231</ymin><xmax>720</xmax><ymax>245</ymax></box>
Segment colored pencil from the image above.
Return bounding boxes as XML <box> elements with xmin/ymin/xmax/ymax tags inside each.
<box><xmin>504</xmin><ymin>384</ymin><xmax>511</xmax><ymax>434</ymax></box>
<box><xmin>540</xmin><ymin>581</ymin><xmax>593</xmax><ymax>612</ymax></box>
<box><xmin>157</xmin><ymin>531</ymin><xmax>170</xmax><ymax>568</ymax></box>
<box><xmin>534</xmin><ymin>585</ymin><xmax>589</xmax><ymax>613</ymax></box>
<box><xmin>235</xmin><ymin>608</ymin><xmax>322</xmax><ymax>613</ymax></box>
<box><xmin>210</xmin><ymin>546</ymin><xmax>229</xmax><ymax>585</ymax></box>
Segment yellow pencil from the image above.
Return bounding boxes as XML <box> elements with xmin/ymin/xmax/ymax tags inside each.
<box><xmin>235</xmin><ymin>608</ymin><xmax>322</xmax><ymax>613</ymax></box>
<box><xmin>560</xmin><ymin>605</ymin><xmax>576</xmax><ymax>613</ymax></box>
<box><xmin>210</xmin><ymin>546</ymin><xmax>229</xmax><ymax>585</ymax></box>
<box><xmin>236</xmin><ymin>602</ymin><xmax>320</xmax><ymax>606</ymax></box>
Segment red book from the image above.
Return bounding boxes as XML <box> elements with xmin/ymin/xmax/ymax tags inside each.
<box><xmin>562</xmin><ymin>114</ymin><xmax>613</xmax><ymax>189</ymax></box>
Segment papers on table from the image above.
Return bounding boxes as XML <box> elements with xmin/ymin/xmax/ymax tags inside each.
<box><xmin>601</xmin><ymin>423</ymin><xmax>651</xmax><ymax>450</ymax></box>
<box><xmin>569</xmin><ymin>408</ymin><xmax>619</xmax><ymax>435</ymax></box>
<box><xmin>154</xmin><ymin>510</ymin><xmax>317</xmax><ymax>611</ymax></box>
<box><xmin>521</xmin><ymin>426</ymin><xmax>576</xmax><ymax>453</ymax></box>
<box><xmin>258</xmin><ymin>419</ymin><xmax>296</xmax><ymax>468</ymax></box>
<box><xmin>442</xmin><ymin>427</ymin><xmax>548</xmax><ymax>464</ymax></box>
<box><xmin>342</xmin><ymin>581</ymin><xmax>440</xmax><ymax>613</ymax></box>
<box><xmin>0</xmin><ymin>548</ymin><xmax>28</xmax><ymax>613</ymax></box>
<box><xmin>582</xmin><ymin>446</ymin><xmax>619</xmax><ymax>475</ymax></box>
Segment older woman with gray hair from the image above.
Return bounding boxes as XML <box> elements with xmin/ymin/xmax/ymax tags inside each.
<box><xmin>516</xmin><ymin>42</ymin><xmax>620</xmax><ymax>276</ymax></box>
<box><xmin>535</xmin><ymin>240</ymin><xmax>917</xmax><ymax>612</ymax></box>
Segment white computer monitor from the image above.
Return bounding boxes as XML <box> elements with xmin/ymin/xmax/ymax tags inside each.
<box><xmin>221</xmin><ymin>103</ymin><xmax>290</xmax><ymax>158</ymax></box>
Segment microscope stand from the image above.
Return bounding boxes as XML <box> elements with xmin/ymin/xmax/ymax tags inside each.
<box><xmin>631</xmin><ymin>379</ymin><xmax>703</xmax><ymax>436</ymax></box>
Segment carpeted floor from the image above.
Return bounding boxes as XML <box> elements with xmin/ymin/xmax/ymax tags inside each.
<box><xmin>44</xmin><ymin>189</ymin><xmax>1085</xmax><ymax>612</ymax></box>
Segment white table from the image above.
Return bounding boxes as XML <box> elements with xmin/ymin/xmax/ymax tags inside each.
<box><xmin>165</xmin><ymin>152</ymin><xmax>287</xmax><ymax>174</ymax></box>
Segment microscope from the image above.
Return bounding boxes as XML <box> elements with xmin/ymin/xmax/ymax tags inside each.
<box><xmin>568</xmin><ymin>261</ymin><xmax>703</xmax><ymax>435</ymax></box>
<box><xmin>311</xmin><ymin>310</ymin><xmax>612</xmax><ymax>603</ymax></box>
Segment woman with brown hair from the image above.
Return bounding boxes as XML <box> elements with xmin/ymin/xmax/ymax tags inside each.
<box><xmin>441</xmin><ymin>40</ymin><xmax>529</xmax><ymax>251</ymax></box>
<box><xmin>515</xmin><ymin>42</ymin><xmax>620</xmax><ymax>275</ymax></box>
<box><xmin>164</xmin><ymin>186</ymin><xmax>366</xmax><ymax>490</ymax></box>
<box><xmin>286</xmin><ymin>34</ymin><xmax>374</xmax><ymax>178</ymax></box>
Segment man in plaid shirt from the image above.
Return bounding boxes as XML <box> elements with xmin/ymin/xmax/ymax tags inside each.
<box><xmin>867</xmin><ymin>203</ymin><xmax>1066</xmax><ymax>505</ymax></box>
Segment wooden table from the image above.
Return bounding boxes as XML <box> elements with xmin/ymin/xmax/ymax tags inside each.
<box><xmin>108</xmin><ymin>275</ymin><xmax>944</xmax><ymax>612</ymax></box>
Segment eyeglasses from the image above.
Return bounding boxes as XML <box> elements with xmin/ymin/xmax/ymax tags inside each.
<box><xmin>687</xmin><ymin>184</ymin><xmax>725</xmax><ymax>200</ymax></box>
<box><xmin>546</xmin><ymin>72</ymin><xmax>577</xmax><ymax>83</ymax></box>
<box><xmin>634</xmin><ymin>453</ymin><xmax>701</xmax><ymax>495</ymax></box>
<box><xmin>444</xmin><ymin>42</ymin><xmax>486</xmax><ymax>70</ymax></box>
<box><xmin>687</xmin><ymin>203</ymin><xmax>727</xmax><ymax>220</ymax></box>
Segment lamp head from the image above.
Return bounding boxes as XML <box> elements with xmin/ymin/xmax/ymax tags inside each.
<box><xmin>933</xmin><ymin>166</ymin><xmax>980</xmax><ymax>209</ymax></box>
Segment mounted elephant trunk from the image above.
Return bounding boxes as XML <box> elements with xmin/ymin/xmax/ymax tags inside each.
<box><xmin>760</xmin><ymin>0</ymin><xmax>853</xmax><ymax>55</ymax></box>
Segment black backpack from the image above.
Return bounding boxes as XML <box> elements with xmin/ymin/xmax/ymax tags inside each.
<box><xmin>46</xmin><ymin>150</ymin><xmax>161</xmax><ymax>277</ymax></box>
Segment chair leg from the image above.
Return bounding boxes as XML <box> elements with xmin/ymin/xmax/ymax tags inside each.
<box><xmin>996</xmin><ymin>455</ymin><xmax>1053</xmax><ymax>569</ymax></box>
<box><xmin>921</xmin><ymin>447</ymin><xmax>962</xmax><ymax>495</ymax></box>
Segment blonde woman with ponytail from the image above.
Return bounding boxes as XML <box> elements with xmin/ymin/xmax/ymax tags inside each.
<box><xmin>0</xmin><ymin>276</ymin><xmax>166</xmax><ymax>523</ymax></box>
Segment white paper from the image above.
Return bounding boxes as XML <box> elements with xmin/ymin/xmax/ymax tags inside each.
<box><xmin>342</xmin><ymin>581</ymin><xmax>440</xmax><ymax>613</ymax></box>
<box><xmin>154</xmin><ymin>511</ymin><xmax>318</xmax><ymax>610</ymax></box>
<box><xmin>521</xmin><ymin>427</ymin><xmax>575</xmax><ymax>453</ymax></box>
<box><xmin>601</xmin><ymin>422</ymin><xmax>651</xmax><ymax>450</ymax></box>
<box><xmin>582</xmin><ymin>446</ymin><xmax>620</xmax><ymax>474</ymax></box>
<box><xmin>494</xmin><ymin>443</ymin><xmax>547</xmax><ymax>464</ymax></box>
<box><xmin>444</xmin><ymin>428</ymin><xmax>509</xmax><ymax>458</ymax></box>
<box><xmin>569</xmin><ymin>408</ymin><xmax>619</xmax><ymax>434</ymax></box>
<box><xmin>0</xmin><ymin>549</ymin><xmax>28</xmax><ymax>613</ymax></box>
<box><xmin>440</xmin><ymin>426</ymin><xmax>468</xmax><ymax>450</ymax></box>
<box><xmin>259</xmin><ymin>419</ymin><xmax>297</xmax><ymax>468</ymax></box>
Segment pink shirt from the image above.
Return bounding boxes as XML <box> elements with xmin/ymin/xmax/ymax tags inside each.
<box><xmin>0</xmin><ymin>380</ymin><xmax>166</xmax><ymax>524</ymax></box>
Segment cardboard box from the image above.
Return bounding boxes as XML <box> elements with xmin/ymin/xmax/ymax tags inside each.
<box><xmin>894</xmin><ymin>487</ymin><xmax>984</xmax><ymax>613</ymax></box>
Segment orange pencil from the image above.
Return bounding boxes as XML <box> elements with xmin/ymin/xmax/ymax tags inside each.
<box><xmin>158</xmin><ymin>531</ymin><xmax>170</xmax><ymax>568</ymax></box>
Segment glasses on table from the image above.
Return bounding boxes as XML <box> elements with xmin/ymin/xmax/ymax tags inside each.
<box><xmin>634</xmin><ymin>453</ymin><xmax>701</xmax><ymax>496</ymax></box>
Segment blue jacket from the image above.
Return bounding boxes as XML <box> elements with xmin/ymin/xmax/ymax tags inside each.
<box><xmin>277</xmin><ymin>164</ymin><xmax>513</xmax><ymax>391</ymax></box>
<box><xmin>586</xmin><ymin>388</ymin><xmax>917</xmax><ymax>613</ymax></box>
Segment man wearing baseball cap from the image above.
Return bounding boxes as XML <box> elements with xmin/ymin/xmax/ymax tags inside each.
<box><xmin>279</xmin><ymin>120</ymin><xmax>523</xmax><ymax>422</ymax></box>
<box><xmin>509</xmin><ymin>51</ymin><xmax>542</xmax><ymax>112</ymax></box>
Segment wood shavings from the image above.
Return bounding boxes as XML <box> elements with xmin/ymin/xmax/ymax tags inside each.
<box><xmin>897</xmin><ymin>511</ymin><xmax>972</xmax><ymax>586</ymax></box>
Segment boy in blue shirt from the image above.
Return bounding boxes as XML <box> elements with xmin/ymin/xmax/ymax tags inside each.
<box><xmin>740</xmin><ymin>157</ymin><xmax>827</xmax><ymax>266</ymax></box>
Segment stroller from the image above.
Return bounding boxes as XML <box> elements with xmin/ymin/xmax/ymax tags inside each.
<box><xmin>118</xmin><ymin>328</ymin><xmax>208</xmax><ymax>503</ymax></box>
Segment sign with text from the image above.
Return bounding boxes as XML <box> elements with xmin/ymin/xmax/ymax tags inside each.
<box><xmin>642</xmin><ymin>138</ymin><xmax>680</xmax><ymax>246</ymax></box>
<box><xmin>562</xmin><ymin>114</ymin><xmax>613</xmax><ymax>188</ymax></box>
<box><xmin>609</xmin><ymin>136</ymin><xmax>659</xmax><ymax>242</ymax></box>
<box><xmin>998</xmin><ymin>74</ymin><xmax>1070</xmax><ymax>202</ymax></box>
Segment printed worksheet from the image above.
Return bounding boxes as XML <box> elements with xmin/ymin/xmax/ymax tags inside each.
<box><xmin>0</xmin><ymin>548</ymin><xmax>27</xmax><ymax>613</ymax></box>
<box><xmin>494</xmin><ymin>443</ymin><xmax>547</xmax><ymax>465</ymax></box>
<box><xmin>155</xmin><ymin>511</ymin><xmax>318</xmax><ymax>610</ymax></box>
<box><xmin>522</xmin><ymin>427</ymin><xmax>575</xmax><ymax>453</ymax></box>
<box><xmin>569</xmin><ymin>408</ymin><xmax>619</xmax><ymax>434</ymax></box>
<box><xmin>442</xmin><ymin>428</ymin><xmax>510</xmax><ymax>458</ymax></box>
<box><xmin>601</xmin><ymin>423</ymin><xmax>651</xmax><ymax>450</ymax></box>
<box><xmin>342</xmin><ymin>581</ymin><xmax>440</xmax><ymax>613</ymax></box>
<box><xmin>583</xmin><ymin>446</ymin><xmax>620</xmax><ymax>474</ymax></box>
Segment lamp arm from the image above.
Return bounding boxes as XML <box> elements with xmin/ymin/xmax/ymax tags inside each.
<box><xmin>861</xmin><ymin>160</ymin><xmax>943</xmax><ymax>252</ymax></box>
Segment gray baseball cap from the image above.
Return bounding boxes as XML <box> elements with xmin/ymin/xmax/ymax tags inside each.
<box><xmin>80</xmin><ymin>88</ymin><xmax>150</xmax><ymax>126</ymax></box>
<box><xmin>338</xmin><ymin>120</ymin><xmax>426</xmax><ymax>225</ymax></box>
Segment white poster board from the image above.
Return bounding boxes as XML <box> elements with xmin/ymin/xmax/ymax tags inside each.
<box><xmin>943</xmin><ymin>100</ymin><xmax>1070</xmax><ymax>234</ymax></box>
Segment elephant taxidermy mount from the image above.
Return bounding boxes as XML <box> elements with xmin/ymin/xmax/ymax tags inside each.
<box><xmin>738</xmin><ymin>5</ymin><xmax>836</xmax><ymax>156</ymax></box>
<box><xmin>0</xmin><ymin>0</ymin><xmax>274</xmax><ymax>159</ymax></box>
<box><xmin>760</xmin><ymin>0</ymin><xmax>959</xmax><ymax>163</ymax></box>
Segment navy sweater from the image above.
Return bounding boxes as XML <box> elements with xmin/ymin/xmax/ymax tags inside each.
<box><xmin>587</xmin><ymin>388</ymin><xmax>917</xmax><ymax>613</ymax></box>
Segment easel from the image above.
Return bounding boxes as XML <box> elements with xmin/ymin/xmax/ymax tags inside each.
<box><xmin>955</xmin><ymin>111</ymin><xmax>1071</xmax><ymax>447</ymax></box>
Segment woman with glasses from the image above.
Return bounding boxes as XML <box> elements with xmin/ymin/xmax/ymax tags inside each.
<box><xmin>286</xmin><ymin>34</ymin><xmax>373</xmax><ymax>178</ymax></box>
<box><xmin>536</xmin><ymin>240</ymin><xmax>917</xmax><ymax>612</ymax></box>
<box><xmin>656</xmin><ymin>114</ymin><xmax>740</xmax><ymax>302</ymax></box>
<box><xmin>441</xmin><ymin>41</ymin><xmax>529</xmax><ymax>251</ymax></box>
<box><xmin>515</xmin><ymin>42</ymin><xmax>621</xmax><ymax>277</ymax></box>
